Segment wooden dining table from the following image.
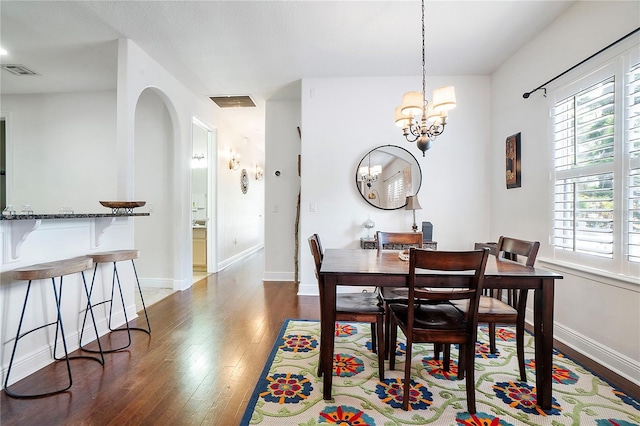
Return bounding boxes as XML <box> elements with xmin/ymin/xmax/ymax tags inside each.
<box><xmin>319</xmin><ymin>248</ymin><xmax>563</xmax><ymax>410</ymax></box>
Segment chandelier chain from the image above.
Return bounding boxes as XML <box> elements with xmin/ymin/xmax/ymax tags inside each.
<box><xmin>421</xmin><ymin>0</ymin><xmax>426</xmax><ymax>112</ymax></box>
<box><xmin>395</xmin><ymin>0</ymin><xmax>455</xmax><ymax>156</ymax></box>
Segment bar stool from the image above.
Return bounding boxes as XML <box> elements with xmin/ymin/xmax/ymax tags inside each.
<box><xmin>4</xmin><ymin>256</ymin><xmax>105</xmax><ymax>398</ymax></box>
<box><xmin>79</xmin><ymin>250</ymin><xmax>150</xmax><ymax>353</ymax></box>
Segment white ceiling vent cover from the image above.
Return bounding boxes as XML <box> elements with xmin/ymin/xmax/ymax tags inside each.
<box><xmin>1</xmin><ymin>64</ymin><xmax>39</xmax><ymax>75</ymax></box>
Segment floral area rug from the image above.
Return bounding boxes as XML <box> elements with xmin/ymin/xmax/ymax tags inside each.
<box><xmin>241</xmin><ymin>319</ymin><xmax>640</xmax><ymax>425</ymax></box>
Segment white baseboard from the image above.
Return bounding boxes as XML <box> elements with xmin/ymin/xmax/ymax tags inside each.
<box><xmin>552</xmin><ymin>320</ymin><xmax>640</xmax><ymax>386</ymax></box>
<box><xmin>297</xmin><ymin>282</ymin><xmax>317</xmax><ymax>296</ymax></box>
<box><xmin>217</xmin><ymin>244</ymin><xmax>263</xmax><ymax>271</ymax></box>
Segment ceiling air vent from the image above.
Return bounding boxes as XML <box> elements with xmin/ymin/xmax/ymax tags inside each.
<box><xmin>1</xmin><ymin>64</ymin><xmax>39</xmax><ymax>76</ymax></box>
<box><xmin>209</xmin><ymin>95</ymin><xmax>256</xmax><ymax>108</ymax></box>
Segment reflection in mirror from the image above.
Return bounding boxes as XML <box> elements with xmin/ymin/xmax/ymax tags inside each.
<box><xmin>356</xmin><ymin>145</ymin><xmax>422</xmax><ymax>210</ymax></box>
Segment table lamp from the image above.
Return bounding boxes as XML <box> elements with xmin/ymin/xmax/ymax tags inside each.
<box><xmin>405</xmin><ymin>195</ymin><xmax>422</xmax><ymax>232</ymax></box>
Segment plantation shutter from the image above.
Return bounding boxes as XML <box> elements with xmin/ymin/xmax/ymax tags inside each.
<box><xmin>553</xmin><ymin>77</ymin><xmax>615</xmax><ymax>257</ymax></box>
<box><xmin>627</xmin><ymin>62</ymin><xmax>640</xmax><ymax>262</ymax></box>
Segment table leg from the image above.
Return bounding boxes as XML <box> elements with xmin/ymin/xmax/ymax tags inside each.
<box><xmin>321</xmin><ymin>275</ymin><xmax>337</xmax><ymax>400</ymax></box>
<box><xmin>534</xmin><ymin>278</ymin><xmax>554</xmax><ymax>410</ymax></box>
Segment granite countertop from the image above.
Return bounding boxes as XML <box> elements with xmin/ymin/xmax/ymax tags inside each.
<box><xmin>1</xmin><ymin>212</ymin><xmax>150</xmax><ymax>220</ymax></box>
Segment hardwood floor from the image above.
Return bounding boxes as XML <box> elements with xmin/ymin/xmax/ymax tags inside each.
<box><xmin>2</xmin><ymin>249</ymin><xmax>637</xmax><ymax>424</ymax></box>
<box><xmin>1</xmin><ymin>250</ymin><xmax>320</xmax><ymax>425</ymax></box>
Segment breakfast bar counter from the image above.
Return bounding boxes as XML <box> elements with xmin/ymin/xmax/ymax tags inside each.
<box><xmin>0</xmin><ymin>212</ymin><xmax>149</xmax><ymax>387</ymax></box>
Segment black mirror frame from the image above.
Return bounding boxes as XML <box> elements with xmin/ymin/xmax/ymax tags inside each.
<box><xmin>355</xmin><ymin>145</ymin><xmax>422</xmax><ymax>210</ymax></box>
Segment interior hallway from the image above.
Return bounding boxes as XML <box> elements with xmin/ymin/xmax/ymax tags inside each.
<box><xmin>1</xmin><ymin>250</ymin><xmax>320</xmax><ymax>425</ymax></box>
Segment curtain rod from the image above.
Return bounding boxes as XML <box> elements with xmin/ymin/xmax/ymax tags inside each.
<box><xmin>523</xmin><ymin>27</ymin><xmax>640</xmax><ymax>99</ymax></box>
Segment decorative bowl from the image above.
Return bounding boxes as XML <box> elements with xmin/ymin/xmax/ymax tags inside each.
<box><xmin>100</xmin><ymin>201</ymin><xmax>146</xmax><ymax>214</ymax></box>
<box><xmin>100</xmin><ymin>201</ymin><xmax>146</xmax><ymax>209</ymax></box>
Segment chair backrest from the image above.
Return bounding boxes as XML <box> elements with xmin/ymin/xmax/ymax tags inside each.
<box><xmin>308</xmin><ymin>235</ymin><xmax>322</xmax><ymax>279</ymax></box>
<box><xmin>308</xmin><ymin>234</ymin><xmax>326</xmax><ymax>316</ymax></box>
<box><xmin>497</xmin><ymin>236</ymin><xmax>540</xmax><ymax>267</ymax></box>
<box><xmin>408</xmin><ymin>248</ymin><xmax>489</xmax><ymax>335</ymax></box>
<box><xmin>314</xmin><ymin>233</ymin><xmax>324</xmax><ymax>260</ymax></box>
<box><xmin>376</xmin><ymin>231</ymin><xmax>423</xmax><ymax>250</ymax></box>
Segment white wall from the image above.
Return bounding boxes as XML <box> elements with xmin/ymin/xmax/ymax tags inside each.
<box><xmin>490</xmin><ymin>1</ymin><xmax>640</xmax><ymax>383</ymax></box>
<box><xmin>298</xmin><ymin>75</ymin><xmax>491</xmax><ymax>294</ymax></box>
<box><xmin>118</xmin><ymin>39</ymin><xmax>265</xmax><ymax>286</ymax></box>
<box><xmin>2</xmin><ymin>91</ymin><xmax>117</xmax><ymax>213</ymax></box>
<box><xmin>264</xmin><ymin>99</ymin><xmax>301</xmax><ymax>282</ymax></box>
<box><xmin>134</xmin><ymin>89</ymin><xmax>175</xmax><ymax>285</ymax></box>
<box><xmin>216</xmin><ymin>120</ymin><xmax>265</xmax><ymax>270</ymax></box>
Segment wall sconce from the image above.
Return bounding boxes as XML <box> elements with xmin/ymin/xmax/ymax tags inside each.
<box><xmin>255</xmin><ymin>164</ymin><xmax>264</xmax><ymax>181</ymax></box>
<box><xmin>228</xmin><ymin>149</ymin><xmax>240</xmax><ymax>170</ymax></box>
<box><xmin>192</xmin><ymin>153</ymin><xmax>206</xmax><ymax>169</ymax></box>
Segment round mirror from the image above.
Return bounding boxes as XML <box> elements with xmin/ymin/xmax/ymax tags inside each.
<box><xmin>355</xmin><ymin>145</ymin><xmax>422</xmax><ymax>210</ymax></box>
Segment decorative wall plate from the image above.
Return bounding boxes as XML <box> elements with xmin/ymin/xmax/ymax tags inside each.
<box><xmin>240</xmin><ymin>169</ymin><xmax>249</xmax><ymax>194</ymax></box>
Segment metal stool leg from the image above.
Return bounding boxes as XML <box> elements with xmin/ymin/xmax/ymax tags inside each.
<box><xmin>80</xmin><ymin>262</ymin><xmax>132</xmax><ymax>353</ymax></box>
<box><xmin>79</xmin><ymin>254</ymin><xmax>155</xmax><ymax>352</ymax></box>
<box><xmin>130</xmin><ymin>259</ymin><xmax>150</xmax><ymax>334</ymax></box>
<box><xmin>72</xmin><ymin>271</ymin><xmax>106</xmax><ymax>363</ymax></box>
<box><xmin>4</xmin><ymin>278</ymin><xmax>73</xmax><ymax>398</ymax></box>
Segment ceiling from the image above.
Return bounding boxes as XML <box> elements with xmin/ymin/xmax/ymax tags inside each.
<box><xmin>0</xmin><ymin>1</ymin><xmax>575</xmax><ymax>146</ymax></box>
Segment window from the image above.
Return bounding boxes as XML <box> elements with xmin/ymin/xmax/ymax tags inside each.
<box><xmin>551</xmin><ymin>47</ymin><xmax>639</xmax><ymax>279</ymax></box>
<box><xmin>628</xmin><ymin>62</ymin><xmax>640</xmax><ymax>263</ymax></box>
<box><xmin>386</xmin><ymin>173</ymin><xmax>404</xmax><ymax>208</ymax></box>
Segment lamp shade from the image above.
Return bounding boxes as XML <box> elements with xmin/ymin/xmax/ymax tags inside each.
<box><xmin>394</xmin><ymin>106</ymin><xmax>411</xmax><ymax>128</ymax></box>
<box><xmin>400</xmin><ymin>91</ymin><xmax>423</xmax><ymax>116</ymax></box>
<box><xmin>405</xmin><ymin>195</ymin><xmax>422</xmax><ymax>210</ymax></box>
<box><xmin>432</xmin><ymin>86</ymin><xmax>456</xmax><ymax>112</ymax></box>
<box><xmin>426</xmin><ymin>103</ymin><xmax>445</xmax><ymax>124</ymax></box>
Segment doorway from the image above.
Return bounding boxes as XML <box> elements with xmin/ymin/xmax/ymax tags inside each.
<box><xmin>191</xmin><ymin>118</ymin><xmax>215</xmax><ymax>282</ymax></box>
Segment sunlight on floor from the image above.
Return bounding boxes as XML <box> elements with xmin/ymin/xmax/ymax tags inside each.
<box><xmin>133</xmin><ymin>273</ymin><xmax>211</xmax><ymax>312</ymax></box>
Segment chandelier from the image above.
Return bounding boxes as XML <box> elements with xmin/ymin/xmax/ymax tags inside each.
<box><xmin>394</xmin><ymin>0</ymin><xmax>456</xmax><ymax>156</ymax></box>
<box><xmin>358</xmin><ymin>157</ymin><xmax>382</xmax><ymax>187</ymax></box>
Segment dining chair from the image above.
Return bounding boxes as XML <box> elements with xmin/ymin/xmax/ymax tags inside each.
<box><xmin>450</xmin><ymin>236</ymin><xmax>540</xmax><ymax>382</ymax></box>
<box><xmin>375</xmin><ymin>231</ymin><xmax>423</xmax><ymax>358</ymax></box>
<box><xmin>308</xmin><ymin>234</ymin><xmax>385</xmax><ymax>380</ymax></box>
<box><xmin>388</xmin><ymin>248</ymin><xmax>489</xmax><ymax>413</ymax></box>
<box><xmin>482</xmin><ymin>236</ymin><xmax>540</xmax><ymax>380</ymax></box>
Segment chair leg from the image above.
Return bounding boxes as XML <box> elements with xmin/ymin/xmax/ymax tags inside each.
<box><xmin>370</xmin><ymin>322</ymin><xmax>377</xmax><ymax>353</ymax></box>
<box><xmin>389</xmin><ymin>316</ymin><xmax>398</xmax><ymax>370</ymax></box>
<box><xmin>457</xmin><ymin>345</ymin><xmax>465</xmax><ymax>380</ymax></box>
<box><xmin>402</xmin><ymin>335</ymin><xmax>412</xmax><ymax>411</ymax></box>
<box><xmin>516</xmin><ymin>290</ymin><xmax>529</xmax><ymax>382</ymax></box>
<box><xmin>443</xmin><ymin>344</ymin><xmax>451</xmax><ymax>372</ymax></box>
<box><xmin>433</xmin><ymin>343</ymin><xmax>441</xmax><ymax>360</ymax></box>
<box><xmin>488</xmin><ymin>322</ymin><xmax>497</xmax><ymax>354</ymax></box>
<box><xmin>463</xmin><ymin>342</ymin><xmax>476</xmax><ymax>414</ymax></box>
<box><xmin>384</xmin><ymin>302</ymin><xmax>391</xmax><ymax>359</ymax></box>
<box><xmin>376</xmin><ymin>317</ymin><xmax>385</xmax><ymax>380</ymax></box>
<box><xmin>317</xmin><ymin>327</ymin><xmax>324</xmax><ymax>377</ymax></box>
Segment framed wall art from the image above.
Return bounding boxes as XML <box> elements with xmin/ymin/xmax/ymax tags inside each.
<box><xmin>506</xmin><ymin>132</ymin><xmax>521</xmax><ymax>189</ymax></box>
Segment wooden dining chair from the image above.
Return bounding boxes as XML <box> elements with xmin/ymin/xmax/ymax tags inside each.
<box><xmin>308</xmin><ymin>234</ymin><xmax>385</xmax><ymax>380</ymax></box>
<box><xmin>388</xmin><ymin>248</ymin><xmax>489</xmax><ymax>413</ymax></box>
<box><xmin>376</xmin><ymin>231</ymin><xmax>423</xmax><ymax>358</ymax></box>
<box><xmin>376</xmin><ymin>231</ymin><xmax>423</xmax><ymax>250</ymax></box>
<box><xmin>451</xmin><ymin>236</ymin><xmax>540</xmax><ymax>382</ymax></box>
